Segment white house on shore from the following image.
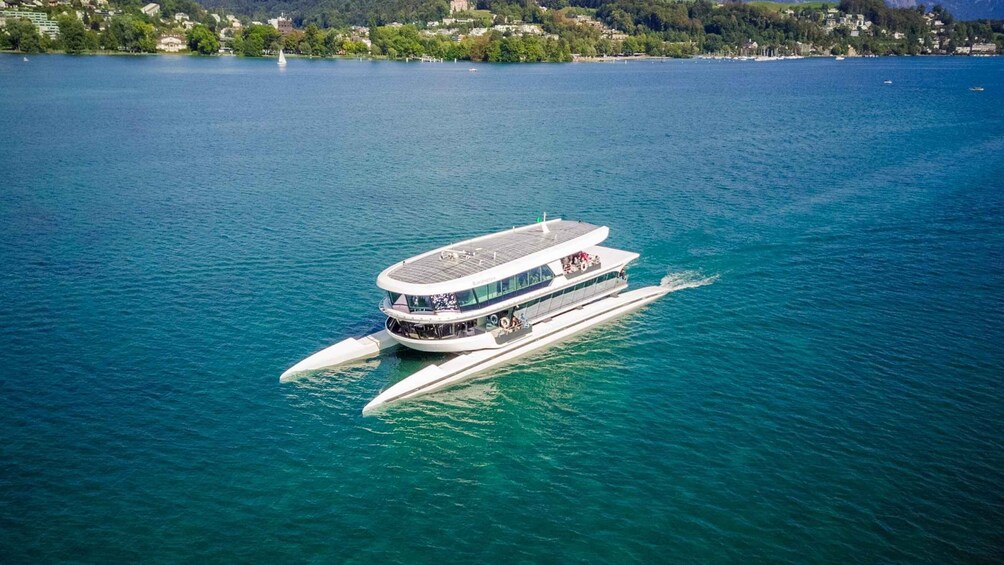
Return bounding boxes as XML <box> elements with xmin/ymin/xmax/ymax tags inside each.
<box><xmin>157</xmin><ymin>34</ymin><xmax>185</xmax><ymax>52</ymax></box>
<box><xmin>140</xmin><ymin>3</ymin><xmax>159</xmax><ymax>17</ymax></box>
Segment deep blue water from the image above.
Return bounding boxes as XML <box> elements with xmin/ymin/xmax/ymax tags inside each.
<box><xmin>1</xmin><ymin>54</ymin><xmax>1002</xmax><ymax>563</ymax></box>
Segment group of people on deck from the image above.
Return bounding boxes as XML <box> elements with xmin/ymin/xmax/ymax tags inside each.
<box><xmin>562</xmin><ymin>251</ymin><xmax>598</xmax><ymax>274</ymax></box>
<box><xmin>394</xmin><ymin>318</ymin><xmax>476</xmax><ymax>340</ymax></box>
<box><xmin>430</xmin><ymin>293</ymin><xmax>459</xmax><ymax>311</ymax></box>
<box><xmin>491</xmin><ymin>310</ymin><xmax>528</xmax><ymax>334</ymax></box>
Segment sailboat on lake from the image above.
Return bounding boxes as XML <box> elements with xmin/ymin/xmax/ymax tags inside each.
<box><xmin>277</xmin><ymin>49</ymin><xmax>287</xmax><ymax>66</ymax></box>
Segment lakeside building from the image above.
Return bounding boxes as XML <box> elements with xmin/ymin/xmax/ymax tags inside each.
<box><xmin>156</xmin><ymin>34</ymin><xmax>185</xmax><ymax>52</ymax></box>
<box><xmin>347</xmin><ymin>25</ymin><xmax>371</xmax><ymax>48</ymax></box>
<box><xmin>449</xmin><ymin>0</ymin><xmax>469</xmax><ymax>14</ymax></box>
<box><xmin>140</xmin><ymin>3</ymin><xmax>159</xmax><ymax>17</ymax></box>
<box><xmin>0</xmin><ymin>9</ymin><xmax>59</xmax><ymax>38</ymax></box>
<box><xmin>494</xmin><ymin>23</ymin><xmax>545</xmax><ymax>36</ymax></box>
<box><xmin>268</xmin><ymin>14</ymin><xmax>293</xmax><ymax>34</ymax></box>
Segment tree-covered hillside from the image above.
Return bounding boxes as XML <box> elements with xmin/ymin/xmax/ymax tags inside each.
<box><xmin>196</xmin><ymin>0</ymin><xmax>451</xmax><ymax>27</ymax></box>
<box><xmin>739</xmin><ymin>0</ymin><xmax>1004</xmax><ymax>20</ymax></box>
<box><xmin>196</xmin><ymin>0</ymin><xmax>1004</xmax><ymax>25</ymax></box>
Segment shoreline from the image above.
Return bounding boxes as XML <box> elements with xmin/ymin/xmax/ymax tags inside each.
<box><xmin>3</xmin><ymin>50</ymin><xmax>999</xmax><ymax>62</ymax></box>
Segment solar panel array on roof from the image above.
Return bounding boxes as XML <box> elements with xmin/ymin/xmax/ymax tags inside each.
<box><xmin>387</xmin><ymin>220</ymin><xmax>601</xmax><ymax>285</ymax></box>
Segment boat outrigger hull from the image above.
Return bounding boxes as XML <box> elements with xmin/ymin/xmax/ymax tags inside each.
<box><xmin>279</xmin><ymin>329</ymin><xmax>397</xmax><ymax>382</ymax></box>
<box><xmin>361</xmin><ymin>283</ymin><xmax>670</xmax><ymax>414</ymax></box>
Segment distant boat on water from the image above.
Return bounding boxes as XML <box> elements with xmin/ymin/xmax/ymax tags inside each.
<box><xmin>277</xmin><ymin>49</ymin><xmax>287</xmax><ymax>66</ymax></box>
<box><xmin>23</xmin><ymin>57</ymin><xmax>28</xmax><ymax>62</ymax></box>
<box><xmin>468</xmin><ymin>67</ymin><xmax>477</xmax><ymax>72</ymax></box>
<box><xmin>884</xmin><ymin>80</ymin><xmax>893</xmax><ymax>85</ymax></box>
<box><xmin>970</xmin><ymin>86</ymin><xmax>984</xmax><ymax>92</ymax></box>
<box><xmin>835</xmin><ymin>56</ymin><xmax>845</xmax><ymax>61</ymax></box>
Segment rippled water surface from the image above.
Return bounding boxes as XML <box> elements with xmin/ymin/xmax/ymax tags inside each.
<box><xmin>1</xmin><ymin>54</ymin><xmax>1002</xmax><ymax>562</ymax></box>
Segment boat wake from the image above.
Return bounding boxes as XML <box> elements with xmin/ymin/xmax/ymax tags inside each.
<box><xmin>659</xmin><ymin>270</ymin><xmax>719</xmax><ymax>292</ymax></box>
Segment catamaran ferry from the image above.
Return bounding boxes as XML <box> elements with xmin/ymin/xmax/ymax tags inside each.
<box><xmin>281</xmin><ymin>218</ymin><xmax>673</xmax><ymax>413</ymax></box>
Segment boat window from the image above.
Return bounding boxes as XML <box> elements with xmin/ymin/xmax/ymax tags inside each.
<box><xmin>407</xmin><ymin>295</ymin><xmax>433</xmax><ymax>312</ymax></box>
<box><xmin>517</xmin><ymin>271</ymin><xmax>529</xmax><ymax>289</ymax></box>
<box><xmin>489</xmin><ymin>280</ymin><xmax>504</xmax><ymax>301</ymax></box>
<box><xmin>423</xmin><ymin>264</ymin><xmax>559</xmax><ymax>313</ymax></box>
<box><xmin>456</xmin><ymin>289</ymin><xmax>478</xmax><ymax>308</ymax></box>
<box><xmin>473</xmin><ymin>284</ymin><xmax>491</xmax><ymax>304</ymax></box>
<box><xmin>509</xmin><ymin>269</ymin><xmax>624</xmax><ymax>319</ymax></box>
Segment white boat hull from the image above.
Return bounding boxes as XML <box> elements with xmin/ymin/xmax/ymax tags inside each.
<box><xmin>280</xmin><ymin>329</ymin><xmax>396</xmax><ymax>382</ymax></box>
<box><xmin>362</xmin><ymin>284</ymin><xmax>670</xmax><ymax>414</ymax></box>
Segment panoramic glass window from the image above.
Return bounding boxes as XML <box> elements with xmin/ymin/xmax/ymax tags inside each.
<box><xmin>391</xmin><ymin>265</ymin><xmax>558</xmax><ymax>314</ymax></box>
<box><xmin>455</xmin><ymin>290</ymin><xmax>477</xmax><ymax>308</ymax></box>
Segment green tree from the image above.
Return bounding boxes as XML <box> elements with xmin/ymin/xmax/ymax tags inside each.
<box><xmin>523</xmin><ymin>35</ymin><xmax>546</xmax><ymax>61</ymax></box>
<box><xmin>235</xmin><ymin>24</ymin><xmax>280</xmax><ymax>57</ymax></box>
<box><xmin>186</xmin><ymin>24</ymin><xmax>219</xmax><ymax>54</ymax></box>
<box><xmin>370</xmin><ymin>25</ymin><xmax>423</xmax><ymax>58</ymax></box>
<box><xmin>499</xmin><ymin>35</ymin><xmax>523</xmax><ymax>62</ymax></box>
<box><xmin>304</xmin><ymin>24</ymin><xmax>323</xmax><ymax>55</ymax></box>
<box><xmin>323</xmin><ymin>29</ymin><xmax>340</xmax><ymax>54</ymax></box>
<box><xmin>106</xmin><ymin>15</ymin><xmax>156</xmax><ymax>53</ymax></box>
<box><xmin>57</xmin><ymin>14</ymin><xmax>89</xmax><ymax>53</ymax></box>
<box><xmin>4</xmin><ymin>18</ymin><xmax>44</xmax><ymax>53</ymax></box>
<box><xmin>343</xmin><ymin>38</ymin><xmax>370</xmax><ymax>56</ymax></box>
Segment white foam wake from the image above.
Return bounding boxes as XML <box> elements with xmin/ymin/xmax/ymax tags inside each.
<box><xmin>659</xmin><ymin>270</ymin><xmax>719</xmax><ymax>292</ymax></box>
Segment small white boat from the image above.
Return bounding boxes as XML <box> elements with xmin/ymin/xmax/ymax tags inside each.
<box><xmin>468</xmin><ymin>67</ymin><xmax>477</xmax><ymax>72</ymax></box>
<box><xmin>23</xmin><ymin>57</ymin><xmax>29</xmax><ymax>62</ymax></box>
<box><xmin>277</xmin><ymin>49</ymin><xmax>287</xmax><ymax>66</ymax></box>
<box><xmin>969</xmin><ymin>86</ymin><xmax>984</xmax><ymax>92</ymax></box>
<box><xmin>835</xmin><ymin>56</ymin><xmax>845</xmax><ymax>61</ymax></box>
<box><xmin>884</xmin><ymin>80</ymin><xmax>893</xmax><ymax>85</ymax></box>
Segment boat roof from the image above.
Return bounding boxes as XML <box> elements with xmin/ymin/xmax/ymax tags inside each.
<box><xmin>377</xmin><ymin>219</ymin><xmax>609</xmax><ymax>295</ymax></box>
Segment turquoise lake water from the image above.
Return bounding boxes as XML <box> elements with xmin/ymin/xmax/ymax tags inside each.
<box><xmin>1</xmin><ymin>54</ymin><xmax>1002</xmax><ymax>562</ymax></box>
